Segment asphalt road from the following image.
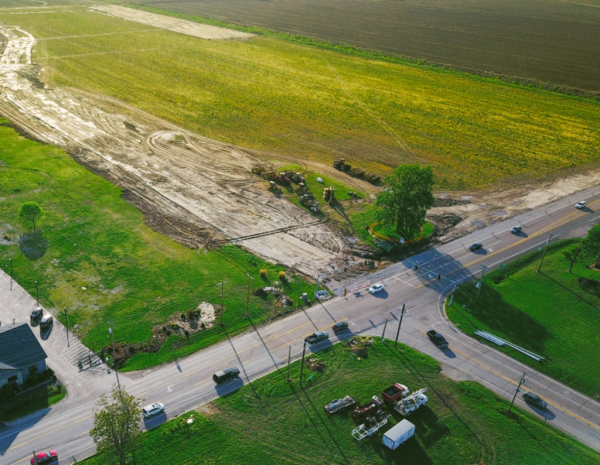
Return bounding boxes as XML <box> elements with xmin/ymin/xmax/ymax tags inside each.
<box><xmin>1</xmin><ymin>186</ymin><xmax>600</xmax><ymax>464</ymax></box>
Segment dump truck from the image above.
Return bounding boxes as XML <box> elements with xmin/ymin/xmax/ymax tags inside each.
<box><xmin>382</xmin><ymin>420</ymin><xmax>415</xmax><ymax>450</ymax></box>
<box><xmin>333</xmin><ymin>158</ymin><xmax>351</xmax><ymax>171</ymax></box>
<box><xmin>324</xmin><ymin>396</ymin><xmax>356</xmax><ymax>414</ymax></box>
<box><xmin>381</xmin><ymin>383</ymin><xmax>409</xmax><ymax>403</ymax></box>
<box><xmin>323</xmin><ymin>187</ymin><xmax>335</xmax><ymax>202</ymax></box>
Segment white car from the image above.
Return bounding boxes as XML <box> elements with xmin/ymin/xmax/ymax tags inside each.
<box><xmin>368</xmin><ymin>283</ymin><xmax>385</xmax><ymax>294</ymax></box>
<box><xmin>142</xmin><ymin>402</ymin><xmax>165</xmax><ymax>418</ymax></box>
<box><xmin>575</xmin><ymin>201</ymin><xmax>587</xmax><ymax>209</ymax></box>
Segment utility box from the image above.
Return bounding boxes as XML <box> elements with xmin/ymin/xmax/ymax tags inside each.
<box><xmin>382</xmin><ymin>420</ymin><xmax>415</xmax><ymax>450</ymax></box>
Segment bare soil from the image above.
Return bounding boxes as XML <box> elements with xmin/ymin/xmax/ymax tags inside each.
<box><xmin>0</xmin><ymin>22</ymin><xmax>348</xmax><ymax>278</ymax></box>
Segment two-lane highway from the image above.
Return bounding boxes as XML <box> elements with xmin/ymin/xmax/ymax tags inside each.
<box><xmin>2</xmin><ymin>186</ymin><xmax>600</xmax><ymax>463</ymax></box>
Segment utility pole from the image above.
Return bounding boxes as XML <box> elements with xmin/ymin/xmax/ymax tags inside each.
<box><xmin>245</xmin><ymin>273</ymin><xmax>254</xmax><ymax>318</ymax></box>
<box><xmin>109</xmin><ymin>317</ymin><xmax>121</xmax><ymax>391</ymax></box>
<box><xmin>381</xmin><ymin>318</ymin><xmax>388</xmax><ymax>343</ymax></box>
<box><xmin>394</xmin><ymin>304</ymin><xmax>406</xmax><ymax>348</ymax></box>
<box><xmin>448</xmin><ymin>283</ymin><xmax>457</xmax><ymax>306</ymax></box>
<box><xmin>537</xmin><ymin>233</ymin><xmax>554</xmax><ymax>273</ymax></box>
<box><xmin>509</xmin><ymin>371</ymin><xmax>526</xmax><ymax>413</ymax></box>
<box><xmin>299</xmin><ymin>341</ymin><xmax>307</xmax><ymax>385</ymax></box>
<box><xmin>287</xmin><ymin>346</ymin><xmax>292</xmax><ymax>383</ymax></box>
<box><xmin>475</xmin><ymin>265</ymin><xmax>489</xmax><ymax>299</ymax></box>
<box><xmin>35</xmin><ymin>280</ymin><xmax>40</xmax><ymax>307</ymax></box>
<box><xmin>172</xmin><ymin>343</ymin><xmax>179</xmax><ymax>365</ymax></box>
<box><xmin>64</xmin><ymin>308</ymin><xmax>70</xmax><ymax>347</ymax></box>
<box><xmin>216</xmin><ymin>281</ymin><xmax>228</xmax><ymax>327</ymax></box>
<box><xmin>32</xmin><ymin>450</ymin><xmax>37</xmax><ymax>465</ymax></box>
<box><xmin>314</xmin><ymin>272</ymin><xmax>322</xmax><ymax>297</ymax></box>
<box><xmin>9</xmin><ymin>258</ymin><xmax>13</xmax><ymax>291</ymax></box>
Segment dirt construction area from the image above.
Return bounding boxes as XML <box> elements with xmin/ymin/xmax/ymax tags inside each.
<box><xmin>0</xmin><ymin>17</ymin><xmax>347</xmax><ymax>278</ymax></box>
<box><xmin>1</xmin><ymin>6</ymin><xmax>599</xmax><ymax>281</ymax></box>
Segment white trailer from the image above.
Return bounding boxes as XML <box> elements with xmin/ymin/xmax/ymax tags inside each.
<box><xmin>382</xmin><ymin>419</ymin><xmax>415</xmax><ymax>450</ymax></box>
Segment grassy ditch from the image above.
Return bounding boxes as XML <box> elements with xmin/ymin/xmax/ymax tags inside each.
<box><xmin>3</xmin><ymin>7</ymin><xmax>597</xmax><ymax>189</ymax></box>
<box><xmin>446</xmin><ymin>240</ymin><xmax>600</xmax><ymax>398</ymax></box>
<box><xmin>0</xmin><ymin>119</ymin><xmax>314</xmax><ymax>371</ymax></box>
<box><xmin>81</xmin><ymin>339</ymin><xmax>598</xmax><ymax>464</ymax></box>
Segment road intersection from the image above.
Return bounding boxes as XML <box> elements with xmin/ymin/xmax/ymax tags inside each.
<box><xmin>1</xmin><ymin>186</ymin><xmax>599</xmax><ymax>463</ymax></box>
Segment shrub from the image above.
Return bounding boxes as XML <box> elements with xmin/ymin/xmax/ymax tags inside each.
<box><xmin>180</xmin><ymin>313</ymin><xmax>186</xmax><ymax>320</ymax></box>
<box><xmin>201</xmin><ymin>322</ymin><xmax>206</xmax><ymax>330</ymax></box>
<box><xmin>278</xmin><ymin>271</ymin><xmax>287</xmax><ymax>281</ymax></box>
<box><xmin>186</xmin><ymin>308</ymin><xmax>196</xmax><ymax>320</ymax></box>
<box><xmin>0</xmin><ymin>383</ymin><xmax>15</xmax><ymax>400</ymax></box>
<box><xmin>184</xmin><ymin>330</ymin><xmax>190</xmax><ymax>338</ymax></box>
<box><xmin>259</xmin><ymin>269</ymin><xmax>267</xmax><ymax>278</ymax></box>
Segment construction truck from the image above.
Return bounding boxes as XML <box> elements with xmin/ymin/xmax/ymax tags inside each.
<box><xmin>393</xmin><ymin>388</ymin><xmax>428</xmax><ymax>416</ymax></box>
<box><xmin>333</xmin><ymin>158</ymin><xmax>352</xmax><ymax>171</ymax></box>
<box><xmin>276</xmin><ymin>172</ymin><xmax>290</xmax><ymax>185</ymax></box>
<box><xmin>268</xmin><ymin>181</ymin><xmax>281</xmax><ymax>193</ymax></box>
<box><xmin>291</xmin><ymin>172</ymin><xmax>305</xmax><ymax>184</ymax></box>
<box><xmin>323</xmin><ymin>187</ymin><xmax>335</xmax><ymax>202</ymax></box>
<box><xmin>366</xmin><ymin>172</ymin><xmax>381</xmax><ymax>184</ymax></box>
<box><xmin>300</xmin><ymin>195</ymin><xmax>320</xmax><ymax>213</ymax></box>
<box><xmin>264</xmin><ymin>171</ymin><xmax>276</xmax><ymax>181</ymax></box>
<box><xmin>381</xmin><ymin>383</ymin><xmax>410</xmax><ymax>404</ymax></box>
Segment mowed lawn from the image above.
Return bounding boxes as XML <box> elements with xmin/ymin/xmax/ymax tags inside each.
<box><xmin>447</xmin><ymin>241</ymin><xmax>600</xmax><ymax>397</ymax></box>
<box><xmin>81</xmin><ymin>340</ymin><xmax>599</xmax><ymax>464</ymax></box>
<box><xmin>2</xmin><ymin>7</ymin><xmax>598</xmax><ymax>189</ymax></box>
<box><xmin>0</xmin><ymin>120</ymin><xmax>314</xmax><ymax>370</ymax></box>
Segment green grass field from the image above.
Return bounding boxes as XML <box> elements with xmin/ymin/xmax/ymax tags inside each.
<box><xmin>81</xmin><ymin>339</ymin><xmax>599</xmax><ymax>464</ymax></box>
<box><xmin>2</xmin><ymin>6</ymin><xmax>598</xmax><ymax>189</ymax></box>
<box><xmin>446</xmin><ymin>240</ymin><xmax>600</xmax><ymax>397</ymax></box>
<box><xmin>0</xmin><ymin>119</ymin><xmax>315</xmax><ymax>371</ymax></box>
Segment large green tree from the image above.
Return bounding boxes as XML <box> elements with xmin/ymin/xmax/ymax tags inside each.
<box><xmin>18</xmin><ymin>201</ymin><xmax>44</xmax><ymax>234</ymax></box>
<box><xmin>90</xmin><ymin>385</ymin><xmax>142</xmax><ymax>465</ymax></box>
<box><xmin>375</xmin><ymin>164</ymin><xmax>435</xmax><ymax>239</ymax></box>
<box><xmin>582</xmin><ymin>223</ymin><xmax>600</xmax><ymax>268</ymax></box>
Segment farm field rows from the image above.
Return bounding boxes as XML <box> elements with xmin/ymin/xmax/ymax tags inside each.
<box><xmin>4</xmin><ymin>5</ymin><xmax>598</xmax><ymax>190</ymax></box>
<box><xmin>124</xmin><ymin>0</ymin><xmax>600</xmax><ymax>93</ymax></box>
<box><xmin>446</xmin><ymin>240</ymin><xmax>600</xmax><ymax>398</ymax></box>
<box><xmin>80</xmin><ymin>340</ymin><xmax>600</xmax><ymax>464</ymax></box>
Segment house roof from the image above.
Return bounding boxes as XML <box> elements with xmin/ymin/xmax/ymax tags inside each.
<box><xmin>0</xmin><ymin>323</ymin><xmax>47</xmax><ymax>369</ymax></box>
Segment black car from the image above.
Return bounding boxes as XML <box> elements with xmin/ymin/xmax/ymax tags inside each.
<box><xmin>523</xmin><ymin>392</ymin><xmax>547</xmax><ymax>409</ymax></box>
<box><xmin>510</xmin><ymin>226</ymin><xmax>522</xmax><ymax>234</ymax></box>
<box><xmin>213</xmin><ymin>367</ymin><xmax>240</xmax><ymax>384</ymax></box>
<box><xmin>30</xmin><ymin>307</ymin><xmax>43</xmax><ymax>321</ymax></box>
<box><xmin>332</xmin><ymin>322</ymin><xmax>349</xmax><ymax>332</ymax></box>
<box><xmin>469</xmin><ymin>243</ymin><xmax>483</xmax><ymax>252</ymax></box>
<box><xmin>427</xmin><ymin>330</ymin><xmax>449</xmax><ymax>349</ymax></box>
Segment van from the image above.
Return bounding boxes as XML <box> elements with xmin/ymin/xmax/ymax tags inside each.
<box><xmin>213</xmin><ymin>366</ymin><xmax>240</xmax><ymax>384</ymax></box>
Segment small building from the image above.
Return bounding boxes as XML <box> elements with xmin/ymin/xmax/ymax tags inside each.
<box><xmin>0</xmin><ymin>324</ymin><xmax>48</xmax><ymax>389</ymax></box>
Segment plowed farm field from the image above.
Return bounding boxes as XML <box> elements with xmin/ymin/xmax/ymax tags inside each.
<box><xmin>125</xmin><ymin>0</ymin><xmax>600</xmax><ymax>93</ymax></box>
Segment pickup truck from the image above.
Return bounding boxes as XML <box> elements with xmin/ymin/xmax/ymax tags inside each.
<box><xmin>381</xmin><ymin>383</ymin><xmax>409</xmax><ymax>403</ymax></box>
<box><xmin>305</xmin><ymin>331</ymin><xmax>329</xmax><ymax>345</ymax></box>
<box><xmin>427</xmin><ymin>330</ymin><xmax>449</xmax><ymax>349</ymax></box>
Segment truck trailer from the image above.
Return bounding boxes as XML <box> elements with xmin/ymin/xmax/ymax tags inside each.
<box><xmin>382</xmin><ymin>419</ymin><xmax>415</xmax><ymax>450</ymax></box>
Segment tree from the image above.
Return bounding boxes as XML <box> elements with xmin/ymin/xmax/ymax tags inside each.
<box><xmin>90</xmin><ymin>385</ymin><xmax>142</xmax><ymax>465</ymax></box>
<box><xmin>561</xmin><ymin>242</ymin><xmax>583</xmax><ymax>273</ymax></box>
<box><xmin>581</xmin><ymin>223</ymin><xmax>600</xmax><ymax>268</ymax></box>
<box><xmin>375</xmin><ymin>164</ymin><xmax>435</xmax><ymax>239</ymax></box>
<box><xmin>18</xmin><ymin>201</ymin><xmax>44</xmax><ymax>234</ymax></box>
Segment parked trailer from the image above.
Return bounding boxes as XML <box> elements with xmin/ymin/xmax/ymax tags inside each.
<box><xmin>324</xmin><ymin>396</ymin><xmax>356</xmax><ymax>414</ymax></box>
<box><xmin>351</xmin><ymin>412</ymin><xmax>390</xmax><ymax>441</ymax></box>
<box><xmin>393</xmin><ymin>388</ymin><xmax>428</xmax><ymax>416</ymax></box>
<box><xmin>382</xmin><ymin>420</ymin><xmax>415</xmax><ymax>450</ymax></box>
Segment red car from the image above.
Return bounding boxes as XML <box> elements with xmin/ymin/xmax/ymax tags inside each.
<box><xmin>30</xmin><ymin>450</ymin><xmax>58</xmax><ymax>464</ymax></box>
